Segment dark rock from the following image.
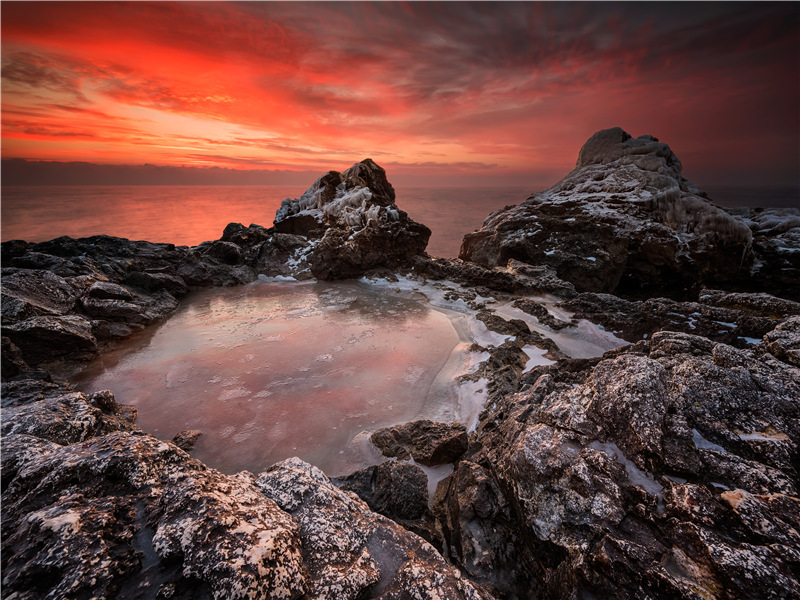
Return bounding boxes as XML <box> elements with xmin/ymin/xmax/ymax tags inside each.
<box><xmin>89</xmin><ymin>389</ymin><xmax>118</xmax><ymax>412</ymax></box>
<box><xmin>2</xmin><ymin>315</ymin><xmax>98</xmax><ymax>364</ymax></box>
<box><xmin>434</xmin><ymin>460</ymin><xmax>547</xmax><ymax>599</ymax></box>
<box><xmin>0</xmin><ymin>393</ymin><xmax>102</xmax><ymax>445</ymax></box>
<box><xmin>274</xmin><ymin>159</ymin><xmax>431</xmax><ymax>279</ymax></box>
<box><xmin>334</xmin><ymin>460</ymin><xmax>429</xmax><ymax>521</ymax></box>
<box><xmin>1</xmin><ymin>378</ymin><xmax>72</xmax><ymax>409</ymax></box>
<box><xmin>437</xmin><ymin>317</ymin><xmax>800</xmax><ymax>599</ymax></box>
<box><xmin>370</xmin><ymin>420</ymin><xmax>469</xmax><ymax>466</ymax></box>
<box><xmin>1</xmin><ymin>269</ymin><xmax>78</xmax><ymax>324</ymax></box>
<box><xmin>203</xmin><ymin>240</ymin><xmax>244</xmax><ymax>265</ymax></box>
<box><xmin>460</xmin><ymin>127</ymin><xmax>754</xmax><ymax>298</ymax></box>
<box><xmin>86</xmin><ymin>280</ymin><xmax>134</xmax><ymax>300</ymax></box>
<box><xmin>123</xmin><ymin>271</ymin><xmax>189</xmax><ymax>296</ymax></box>
<box><xmin>727</xmin><ymin>208</ymin><xmax>800</xmax><ymax>300</ymax></box>
<box><xmin>1</xmin><ymin>336</ymin><xmax>29</xmax><ymax>379</ymax></box>
<box><xmin>172</xmin><ymin>429</ymin><xmax>202</xmax><ymax>451</ymax></box>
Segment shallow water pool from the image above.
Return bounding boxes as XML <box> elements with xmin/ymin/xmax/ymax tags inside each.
<box><xmin>72</xmin><ymin>278</ymin><xmax>467</xmax><ymax>476</ymax></box>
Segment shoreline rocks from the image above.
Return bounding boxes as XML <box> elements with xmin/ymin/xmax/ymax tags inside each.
<box><xmin>3</xmin><ymin>138</ymin><xmax>799</xmax><ymax>599</ymax></box>
<box><xmin>459</xmin><ymin>127</ymin><xmax>763</xmax><ymax>299</ymax></box>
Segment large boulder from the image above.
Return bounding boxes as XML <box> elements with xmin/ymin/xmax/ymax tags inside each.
<box><xmin>256</xmin><ymin>458</ymin><xmax>489</xmax><ymax>599</ymax></box>
<box><xmin>273</xmin><ymin>159</ymin><xmax>431</xmax><ymax>279</ymax></box>
<box><xmin>459</xmin><ymin>127</ymin><xmax>754</xmax><ymax>298</ymax></box>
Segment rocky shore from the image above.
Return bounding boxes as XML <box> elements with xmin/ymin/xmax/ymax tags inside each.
<box><xmin>2</xmin><ymin>130</ymin><xmax>799</xmax><ymax>599</ymax></box>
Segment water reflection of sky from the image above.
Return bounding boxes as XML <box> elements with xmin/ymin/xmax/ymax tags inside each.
<box><xmin>72</xmin><ymin>279</ymin><xmax>460</xmax><ymax>477</ymax></box>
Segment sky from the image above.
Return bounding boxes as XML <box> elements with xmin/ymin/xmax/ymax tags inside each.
<box><xmin>2</xmin><ymin>1</ymin><xmax>799</xmax><ymax>187</ymax></box>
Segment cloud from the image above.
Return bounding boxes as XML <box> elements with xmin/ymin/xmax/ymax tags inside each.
<box><xmin>1</xmin><ymin>2</ymin><xmax>797</xmax><ymax>185</ymax></box>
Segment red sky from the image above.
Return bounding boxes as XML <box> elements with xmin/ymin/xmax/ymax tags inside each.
<box><xmin>2</xmin><ymin>1</ymin><xmax>798</xmax><ymax>187</ymax></box>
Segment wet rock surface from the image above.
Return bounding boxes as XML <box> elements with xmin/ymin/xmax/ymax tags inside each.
<box><xmin>3</xmin><ymin>139</ymin><xmax>799</xmax><ymax>599</ymax></box>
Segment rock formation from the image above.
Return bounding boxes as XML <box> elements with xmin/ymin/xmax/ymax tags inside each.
<box><xmin>459</xmin><ymin>127</ymin><xmax>757</xmax><ymax>298</ymax></box>
<box><xmin>2</xmin><ymin>134</ymin><xmax>799</xmax><ymax>599</ymax></box>
<box><xmin>273</xmin><ymin>158</ymin><xmax>431</xmax><ymax>279</ymax></box>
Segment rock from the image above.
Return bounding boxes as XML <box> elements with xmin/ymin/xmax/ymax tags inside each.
<box><xmin>274</xmin><ymin>159</ymin><xmax>431</xmax><ymax>279</ymax></box>
<box><xmin>203</xmin><ymin>240</ymin><xmax>244</xmax><ymax>265</ymax></box>
<box><xmin>758</xmin><ymin>315</ymin><xmax>800</xmax><ymax>367</ymax></box>
<box><xmin>0</xmin><ymin>392</ymin><xmax>102</xmax><ymax>445</ymax></box>
<box><xmin>172</xmin><ymin>429</ymin><xmax>203</xmax><ymax>451</ymax></box>
<box><xmin>1</xmin><ymin>336</ymin><xmax>30</xmax><ymax>379</ymax></box>
<box><xmin>334</xmin><ymin>460</ymin><xmax>429</xmax><ymax>522</ymax></box>
<box><xmin>1</xmin><ymin>269</ymin><xmax>78</xmax><ymax>324</ymax></box>
<box><xmin>2</xmin><ymin>315</ymin><xmax>98</xmax><ymax>364</ymax></box>
<box><xmin>256</xmin><ymin>458</ymin><xmax>489</xmax><ymax>600</ymax></box>
<box><xmin>81</xmin><ymin>289</ymin><xmax>178</xmax><ymax>325</ymax></box>
<box><xmin>123</xmin><ymin>271</ymin><xmax>189</xmax><ymax>296</ymax></box>
<box><xmin>89</xmin><ymin>389</ymin><xmax>118</xmax><ymax>412</ymax></box>
<box><xmin>86</xmin><ymin>280</ymin><xmax>134</xmax><ymax>300</ymax></box>
<box><xmin>727</xmin><ymin>207</ymin><xmax>800</xmax><ymax>299</ymax></box>
<box><xmin>370</xmin><ymin>420</ymin><xmax>469</xmax><ymax>466</ymax></box>
<box><xmin>460</xmin><ymin>127</ymin><xmax>754</xmax><ymax>298</ymax></box>
<box><xmin>1</xmin><ymin>431</ymin><xmax>307</xmax><ymax>600</ymax></box>
<box><xmin>434</xmin><ymin>319</ymin><xmax>800</xmax><ymax>599</ymax></box>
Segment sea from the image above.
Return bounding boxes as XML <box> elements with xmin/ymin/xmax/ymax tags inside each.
<box><xmin>2</xmin><ymin>184</ymin><xmax>797</xmax><ymax>258</ymax></box>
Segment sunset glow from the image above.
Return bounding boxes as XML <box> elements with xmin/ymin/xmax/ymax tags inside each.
<box><xmin>2</xmin><ymin>1</ymin><xmax>798</xmax><ymax>186</ymax></box>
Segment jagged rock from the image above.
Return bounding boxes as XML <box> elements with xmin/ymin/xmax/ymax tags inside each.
<box><xmin>413</xmin><ymin>255</ymin><xmax>578</xmax><ymax>298</ymax></box>
<box><xmin>256</xmin><ymin>458</ymin><xmax>490</xmax><ymax>600</ymax></box>
<box><xmin>86</xmin><ymin>280</ymin><xmax>134</xmax><ymax>300</ymax></box>
<box><xmin>172</xmin><ymin>429</ymin><xmax>203</xmax><ymax>451</ymax></box>
<box><xmin>460</xmin><ymin>127</ymin><xmax>754</xmax><ymax>298</ymax></box>
<box><xmin>1</xmin><ymin>269</ymin><xmax>78</xmax><ymax>324</ymax></box>
<box><xmin>1</xmin><ymin>431</ymin><xmax>308</xmax><ymax>600</ymax></box>
<box><xmin>123</xmin><ymin>270</ymin><xmax>189</xmax><ymax>296</ymax></box>
<box><xmin>1</xmin><ymin>336</ymin><xmax>30</xmax><ymax>379</ymax></box>
<box><xmin>758</xmin><ymin>316</ymin><xmax>800</xmax><ymax>367</ymax></box>
<box><xmin>434</xmin><ymin>460</ymin><xmax>557</xmax><ymax>599</ymax></box>
<box><xmin>560</xmin><ymin>289</ymin><xmax>789</xmax><ymax>347</ymax></box>
<box><xmin>81</xmin><ymin>288</ymin><xmax>179</xmax><ymax>325</ymax></box>
<box><xmin>0</xmin><ymin>392</ymin><xmax>103</xmax><ymax>445</ymax></box>
<box><xmin>435</xmin><ymin>321</ymin><xmax>800</xmax><ymax>599</ymax></box>
<box><xmin>274</xmin><ymin>159</ymin><xmax>431</xmax><ymax>279</ymax></box>
<box><xmin>2</xmin><ymin>315</ymin><xmax>98</xmax><ymax>364</ymax></box>
<box><xmin>334</xmin><ymin>460</ymin><xmax>429</xmax><ymax>522</ymax></box>
<box><xmin>370</xmin><ymin>420</ymin><xmax>469</xmax><ymax>466</ymax></box>
<box><xmin>728</xmin><ymin>207</ymin><xmax>800</xmax><ymax>299</ymax></box>
<box><xmin>1</xmin><ymin>378</ymin><xmax>73</xmax><ymax>409</ymax></box>
<box><xmin>203</xmin><ymin>240</ymin><xmax>244</xmax><ymax>265</ymax></box>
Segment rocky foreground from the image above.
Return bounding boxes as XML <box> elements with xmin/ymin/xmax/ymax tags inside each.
<box><xmin>2</xmin><ymin>131</ymin><xmax>799</xmax><ymax>599</ymax></box>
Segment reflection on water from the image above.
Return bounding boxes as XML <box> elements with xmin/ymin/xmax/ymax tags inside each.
<box><xmin>72</xmin><ymin>279</ymin><xmax>460</xmax><ymax>476</ymax></box>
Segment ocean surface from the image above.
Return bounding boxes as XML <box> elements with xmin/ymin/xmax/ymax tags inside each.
<box><xmin>3</xmin><ymin>184</ymin><xmax>796</xmax><ymax>258</ymax></box>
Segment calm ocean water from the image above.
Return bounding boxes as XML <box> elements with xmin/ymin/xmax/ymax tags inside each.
<box><xmin>1</xmin><ymin>184</ymin><xmax>797</xmax><ymax>258</ymax></box>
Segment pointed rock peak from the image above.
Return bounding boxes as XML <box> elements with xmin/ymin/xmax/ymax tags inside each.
<box><xmin>576</xmin><ymin>127</ymin><xmax>683</xmax><ymax>179</ymax></box>
<box><xmin>343</xmin><ymin>158</ymin><xmax>396</xmax><ymax>206</ymax></box>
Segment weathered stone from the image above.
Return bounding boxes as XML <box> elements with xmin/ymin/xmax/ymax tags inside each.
<box><xmin>123</xmin><ymin>270</ymin><xmax>189</xmax><ymax>296</ymax></box>
<box><xmin>371</xmin><ymin>420</ymin><xmax>469</xmax><ymax>466</ymax></box>
<box><xmin>86</xmin><ymin>280</ymin><xmax>134</xmax><ymax>300</ymax></box>
<box><xmin>274</xmin><ymin>159</ymin><xmax>431</xmax><ymax>279</ymax></box>
<box><xmin>2</xmin><ymin>315</ymin><xmax>98</xmax><ymax>364</ymax></box>
<box><xmin>257</xmin><ymin>458</ymin><xmax>489</xmax><ymax>600</ymax></box>
<box><xmin>1</xmin><ymin>269</ymin><xmax>77</xmax><ymax>323</ymax></box>
<box><xmin>2</xmin><ymin>432</ymin><xmax>308</xmax><ymax>600</ymax></box>
<box><xmin>172</xmin><ymin>429</ymin><xmax>203</xmax><ymax>451</ymax></box>
<box><xmin>460</xmin><ymin>127</ymin><xmax>754</xmax><ymax>298</ymax></box>
<box><xmin>334</xmin><ymin>460</ymin><xmax>429</xmax><ymax>521</ymax></box>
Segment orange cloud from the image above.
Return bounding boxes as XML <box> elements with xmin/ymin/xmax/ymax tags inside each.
<box><xmin>1</xmin><ymin>1</ymin><xmax>798</xmax><ymax>185</ymax></box>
